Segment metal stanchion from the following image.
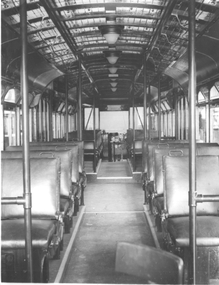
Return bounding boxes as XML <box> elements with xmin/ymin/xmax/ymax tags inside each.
<box><xmin>20</xmin><ymin>0</ymin><xmax>33</xmax><ymax>281</ymax></box>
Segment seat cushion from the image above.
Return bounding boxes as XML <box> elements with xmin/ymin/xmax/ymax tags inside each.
<box><xmin>1</xmin><ymin>219</ymin><xmax>57</xmax><ymax>249</ymax></box>
<box><xmin>167</xmin><ymin>216</ymin><xmax>219</xmax><ymax>247</ymax></box>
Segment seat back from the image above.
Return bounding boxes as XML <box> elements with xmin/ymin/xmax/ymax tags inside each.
<box><xmin>6</xmin><ymin>145</ymin><xmax>79</xmax><ymax>184</ymax></box>
<box><xmin>163</xmin><ymin>155</ymin><xmax>219</xmax><ymax>216</ymax></box>
<box><xmin>115</xmin><ymin>242</ymin><xmax>184</xmax><ymax>284</ymax></box>
<box><xmin>2</xmin><ymin>149</ymin><xmax>73</xmax><ymax>197</ymax></box>
<box><xmin>154</xmin><ymin>148</ymin><xmax>189</xmax><ymax>196</ymax></box>
<box><xmin>1</xmin><ymin>158</ymin><xmax>60</xmax><ymax>219</ymax></box>
<box><xmin>29</xmin><ymin>140</ymin><xmax>84</xmax><ymax>173</ymax></box>
<box><xmin>141</xmin><ymin>140</ymin><xmax>187</xmax><ymax>177</ymax></box>
<box><xmin>147</xmin><ymin>141</ymin><xmax>188</xmax><ymax>182</ymax></box>
<box><xmin>154</xmin><ymin>145</ymin><xmax>219</xmax><ymax>197</ymax></box>
<box><xmin>154</xmin><ymin>144</ymin><xmax>219</xmax><ymax>195</ymax></box>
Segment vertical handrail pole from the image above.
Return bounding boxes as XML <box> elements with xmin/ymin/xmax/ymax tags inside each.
<box><xmin>93</xmin><ymin>95</ymin><xmax>96</xmax><ymax>172</ymax></box>
<box><xmin>49</xmin><ymin>91</ymin><xmax>53</xmax><ymax>141</ymax></box>
<box><xmin>65</xmin><ymin>76</ymin><xmax>69</xmax><ymax>141</ymax></box>
<box><xmin>189</xmin><ymin>1</ymin><xmax>197</xmax><ymax>284</ymax></box>
<box><xmin>174</xmin><ymin>84</ymin><xmax>179</xmax><ymax>140</ymax></box>
<box><xmin>148</xmin><ymin>85</ymin><xmax>151</xmax><ymax>140</ymax></box>
<box><xmin>43</xmin><ymin>100</ymin><xmax>47</xmax><ymax>141</ymax></box>
<box><xmin>132</xmin><ymin>84</ymin><xmax>136</xmax><ymax>171</ymax></box>
<box><xmin>38</xmin><ymin>98</ymin><xmax>43</xmax><ymax>141</ymax></box>
<box><xmin>143</xmin><ymin>54</ymin><xmax>147</xmax><ymax>140</ymax></box>
<box><xmin>183</xmin><ymin>96</ymin><xmax>186</xmax><ymax>139</ymax></box>
<box><xmin>206</xmin><ymin>88</ymin><xmax>211</xmax><ymax>142</ymax></box>
<box><xmin>158</xmin><ymin>75</ymin><xmax>161</xmax><ymax>140</ymax></box>
<box><xmin>179</xmin><ymin>98</ymin><xmax>182</xmax><ymax>139</ymax></box>
<box><xmin>78</xmin><ymin>58</ymin><xmax>83</xmax><ymax>141</ymax></box>
<box><xmin>20</xmin><ymin>0</ymin><xmax>33</xmax><ymax>281</ymax></box>
<box><xmin>128</xmin><ymin>108</ymin><xmax>130</xmax><ymax>129</ymax></box>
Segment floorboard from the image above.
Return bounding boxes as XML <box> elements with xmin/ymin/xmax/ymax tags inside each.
<box><xmin>97</xmin><ymin>161</ymin><xmax>132</xmax><ymax>178</ymax></box>
<box><xmin>62</xmin><ymin>171</ymin><xmax>155</xmax><ymax>283</ymax></box>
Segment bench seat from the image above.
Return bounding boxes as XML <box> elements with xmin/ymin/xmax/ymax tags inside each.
<box><xmin>1</xmin><ymin>157</ymin><xmax>62</xmax><ymax>282</ymax></box>
<box><xmin>67</xmin><ymin>130</ymin><xmax>103</xmax><ymax>172</ymax></box>
<box><xmin>29</xmin><ymin>141</ymin><xmax>87</xmax><ymax>204</ymax></box>
<box><xmin>167</xmin><ymin>216</ymin><xmax>219</xmax><ymax>247</ymax></box>
<box><xmin>153</xmin><ymin>145</ymin><xmax>219</xmax><ymax>217</ymax></box>
<box><xmin>3</xmin><ymin>148</ymin><xmax>78</xmax><ymax>226</ymax></box>
<box><xmin>2</xmin><ymin>219</ymin><xmax>57</xmax><ymax>249</ymax></box>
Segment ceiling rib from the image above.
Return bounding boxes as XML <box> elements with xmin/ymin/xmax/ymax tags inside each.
<box><xmin>39</xmin><ymin>0</ymin><xmax>99</xmax><ymax>96</ymax></box>
<box><xmin>134</xmin><ymin>0</ymin><xmax>176</xmax><ymax>83</ymax></box>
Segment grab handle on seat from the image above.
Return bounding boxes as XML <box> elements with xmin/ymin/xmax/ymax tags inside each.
<box><xmin>168</xmin><ymin>150</ymin><xmax>183</xmax><ymax>156</ymax></box>
<box><xmin>158</xmin><ymin>143</ymin><xmax>169</xmax><ymax>148</ymax></box>
<box><xmin>39</xmin><ymin>152</ymin><xmax>55</xmax><ymax>158</ymax></box>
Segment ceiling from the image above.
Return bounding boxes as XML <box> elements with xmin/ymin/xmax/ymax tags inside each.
<box><xmin>1</xmin><ymin>0</ymin><xmax>219</xmax><ymax>110</ymax></box>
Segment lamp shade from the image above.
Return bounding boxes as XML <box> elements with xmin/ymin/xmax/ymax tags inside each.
<box><xmin>111</xmin><ymin>88</ymin><xmax>117</xmax><ymax>92</ymax></box>
<box><xmin>110</xmin><ymin>82</ymin><xmax>117</xmax><ymax>87</ymax></box>
<box><xmin>99</xmin><ymin>25</ymin><xmax>124</xmax><ymax>45</ymax></box>
<box><xmin>103</xmin><ymin>50</ymin><xmax>122</xmax><ymax>65</ymax></box>
<box><xmin>109</xmin><ymin>67</ymin><xmax>118</xmax><ymax>74</ymax></box>
<box><xmin>103</xmin><ymin>33</ymin><xmax>120</xmax><ymax>45</ymax></box>
<box><xmin>106</xmin><ymin>55</ymin><xmax>119</xmax><ymax>64</ymax></box>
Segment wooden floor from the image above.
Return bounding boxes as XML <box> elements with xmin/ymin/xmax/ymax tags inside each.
<box><xmin>49</xmin><ymin>160</ymin><xmax>157</xmax><ymax>283</ymax></box>
<box><xmin>97</xmin><ymin>161</ymin><xmax>132</xmax><ymax>178</ymax></box>
<box><xmin>62</xmin><ymin>178</ymin><xmax>155</xmax><ymax>283</ymax></box>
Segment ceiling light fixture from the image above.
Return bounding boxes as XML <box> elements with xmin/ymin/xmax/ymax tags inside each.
<box><xmin>110</xmin><ymin>82</ymin><xmax>117</xmax><ymax>87</ymax></box>
<box><xmin>103</xmin><ymin>50</ymin><xmax>122</xmax><ymax>64</ymax></box>
<box><xmin>99</xmin><ymin>25</ymin><xmax>124</xmax><ymax>45</ymax></box>
<box><xmin>109</xmin><ymin>67</ymin><xmax>118</xmax><ymax>74</ymax></box>
<box><xmin>111</xmin><ymin>88</ymin><xmax>117</xmax><ymax>92</ymax></box>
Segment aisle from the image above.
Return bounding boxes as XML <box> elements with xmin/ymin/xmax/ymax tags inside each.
<box><xmin>62</xmin><ymin>178</ymin><xmax>155</xmax><ymax>283</ymax></box>
<box><xmin>97</xmin><ymin>160</ymin><xmax>132</xmax><ymax>178</ymax></box>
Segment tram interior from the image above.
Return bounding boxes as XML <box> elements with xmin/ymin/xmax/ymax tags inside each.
<box><xmin>1</xmin><ymin>0</ymin><xmax>219</xmax><ymax>284</ymax></box>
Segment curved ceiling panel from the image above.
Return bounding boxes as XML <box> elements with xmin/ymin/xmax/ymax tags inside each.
<box><xmin>27</xmin><ymin>54</ymin><xmax>64</xmax><ymax>89</ymax></box>
<box><xmin>1</xmin><ymin>21</ymin><xmax>64</xmax><ymax>91</ymax></box>
<box><xmin>2</xmin><ymin>0</ymin><xmax>219</xmax><ymax>106</ymax></box>
<box><xmin>164</xmin><ymin>19</ymin><xmax>219</xmax><ymax>91</ymax></box>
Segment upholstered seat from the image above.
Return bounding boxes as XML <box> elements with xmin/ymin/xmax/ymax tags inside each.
<box><xmin>1</xmin><ymin>157</ymin><xmax>62</xmax><ymax>282</ymax></box>
<box><xmin>2</xmin><ymin>219</ymin><xmax>57</xmax><ymax>248</ymax></box>
<box><xmin>167</xmin><ymin>216</ymin><xmax>219</xmax><ymax>247</ymax></box>
<box><xmin>163</xmin><ymin>155</ymin><xmax>219</xmax><ymax>246</ymax></box>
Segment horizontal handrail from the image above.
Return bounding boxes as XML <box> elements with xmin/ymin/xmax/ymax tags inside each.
<box><xmin>2</xmin><ymin>193</ymin><xmax>31</xmax><ymax>207</ymax></box>
<box><xmin>2</xmin><ymin>196</ymin><xmax>25</xmax><ymax>205</ymax></box>
<box><xmin>196</xmin><ymin>194</ymin><xmax>219</xmax><ymax>203</ymax></box>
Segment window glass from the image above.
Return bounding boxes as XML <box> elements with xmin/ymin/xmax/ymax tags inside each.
<box><xmin>4</xmin><ymin>110</ymin><xmax>16</xmax><ymax>147</ymax></box>
<box><xmin>196</xmin><ymin>106</ymin><xmax>206</xmax><ymax>142</ymax></box>
<box><xmin>198</xmin><ymin>91</ymin><xmax>206</xmax><ymax>103</ymax></box>
<box><xmin>162</xmin><ymin>101</ymin><xmax>171</xmax><ymax>110</ymax></box>
<box><xmin>210</xmin><ymin>106</ymin><xmax>219</xmax><ymax>143</ymax></box>
<box><xmin>136</xmin><ymin>107</ymin><xmax>143</xmax><ymax>129</ymax></box>
<box><xmin>4</xmin><ymin>88</ymin><xmax>20</xmax><ymax>104</ymax></box>
<box><xmin>153</xmin><ymin>104</ymin><xmax>158</xmax><ymax>112</ymax></box>
<box><xmin>210</xmin><ymin>86</ymin><xmax>219</xmax><ymax>100</ymax></box>
<box><xmin>58</xmin><ymin>102</ymin><xmax>65</xmax><ymax>112</ymax></box>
